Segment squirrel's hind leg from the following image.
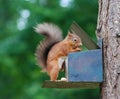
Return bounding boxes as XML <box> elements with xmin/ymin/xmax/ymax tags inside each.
<box><xmin>50</xmin><ymin>68</ymin><xmax>59</xmax><ymax>81</ymax></box>
<box><xmin>47</xmin><ymin>61</ymin><xmax>60</xmax><ymax>81</ymax></box>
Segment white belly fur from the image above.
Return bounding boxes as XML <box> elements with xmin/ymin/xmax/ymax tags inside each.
<box><xmin>58</xmin><ymin>56</ymin><xmax>67</xmax><ymax>69</ymax></box>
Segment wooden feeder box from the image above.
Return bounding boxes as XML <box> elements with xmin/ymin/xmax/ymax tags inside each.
<box><xmin>42</xmin><ymin>22</ymin><xmax>103</xmax><ymax>88</ymax></box>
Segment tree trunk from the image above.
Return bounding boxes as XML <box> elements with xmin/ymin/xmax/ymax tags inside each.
<box><xmin>96</xmin><ymin>0</ymin><xmax>120</xmax><ymax>99</ymax></box>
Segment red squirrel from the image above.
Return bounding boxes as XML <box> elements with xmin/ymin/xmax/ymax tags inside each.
<box><xmin>35</xmin><ymin>23</ymin><xmax>82</xmax><ymax>81</ymax></box>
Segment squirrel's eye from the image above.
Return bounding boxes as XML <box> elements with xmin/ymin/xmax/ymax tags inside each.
<box><xmin>73</xmin><ymin>38</ymin><xmax>77</xmax><ymax>42</ymax></box>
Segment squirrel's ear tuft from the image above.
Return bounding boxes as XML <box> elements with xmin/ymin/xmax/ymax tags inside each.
<box><xmin>68</xmin><ymin>29</ymin><xmax>76</xmax><ymax>34</ymax></box>
<box><xmin>65</xmin><ymin>32</ymin><xmax>73</xmax><ymax>39</ymax></box>
<box><xmin>68</xmin><ymin>32</ymin><xmax>73</xmax><ymax>37</ymax></box>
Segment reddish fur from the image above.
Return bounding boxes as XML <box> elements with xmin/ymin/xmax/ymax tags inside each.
<box><xmin>35</xmin><ymin>23</ymin><xmax>82</xmax><ymax>81</ymax></box>
<box><xmin>46</xmin><ymin>33</ymin><xmax>82</xmax><ymax>81</ymax></box>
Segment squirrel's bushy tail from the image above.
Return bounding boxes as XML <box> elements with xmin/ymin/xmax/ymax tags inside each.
<box><xmin>35</xmin><ymin>23</ymin><xmax>63</xmax><ymax>70</ymax></box>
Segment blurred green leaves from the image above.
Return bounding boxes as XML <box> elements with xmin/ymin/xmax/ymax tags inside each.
<box><xmin>0</xmin><ymin>0</ymin><xmax>99</xmax><ymax>99</ymax></box>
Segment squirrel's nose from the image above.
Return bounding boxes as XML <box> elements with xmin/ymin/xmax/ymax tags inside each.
<box><xmin>79</xmin><ymin>42</ymin><xmax>82</xmax><ymax>46</ymax></box>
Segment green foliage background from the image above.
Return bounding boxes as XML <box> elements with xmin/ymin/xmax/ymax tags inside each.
<box><xmin>0</xmin><ymin>0</ymin><xmax>100</xmax><ymax>99</ymax></box>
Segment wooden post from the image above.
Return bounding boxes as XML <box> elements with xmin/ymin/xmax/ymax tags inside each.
<box><xmin>96</xmin><ymin>0</ymin><xmax>120</xmax><ymax>99</ymax></box>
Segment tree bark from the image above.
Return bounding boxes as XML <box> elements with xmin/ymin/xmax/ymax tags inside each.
<box><xmin>96</xmin><ymin>0</ymin><xmax>120</xmax><ymax>99</ymax></box>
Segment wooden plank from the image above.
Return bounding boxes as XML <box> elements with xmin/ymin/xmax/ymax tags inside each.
<box><xmin>42</xmin><ymin>80</ymin><xmax>100</xmax><ymax>88</ymax></box>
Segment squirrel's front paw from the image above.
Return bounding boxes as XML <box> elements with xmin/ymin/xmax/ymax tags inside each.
<box><xmin>76</xmin><ymin>47</ymin><xmax>82</xmax><ymax>51</ymax></box>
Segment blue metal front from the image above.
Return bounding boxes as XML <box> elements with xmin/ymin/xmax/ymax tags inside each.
<box><xmin>68</xmin><ymin>49</ymin><xmax>103</xmax><ymax>82</ymax></box>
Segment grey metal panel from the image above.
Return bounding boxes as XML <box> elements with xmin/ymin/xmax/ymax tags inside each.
<box><xmin>70</xmin><ymin>22</ymin><xmax>100</xmax><ymax>50</ymax></box>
